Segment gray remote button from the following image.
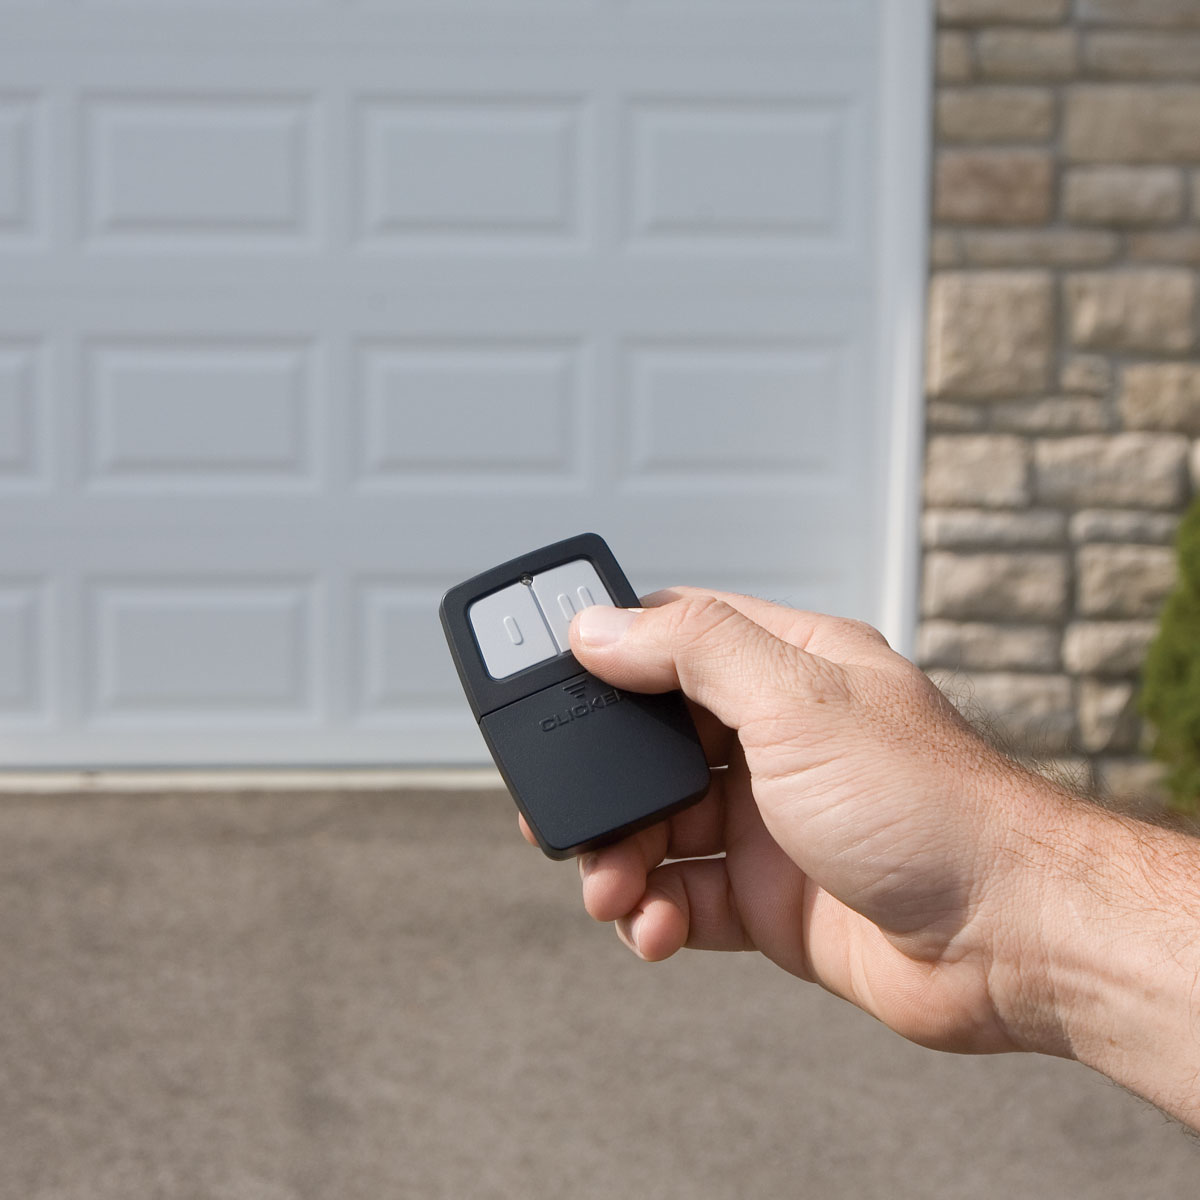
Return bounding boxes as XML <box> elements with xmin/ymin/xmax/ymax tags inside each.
<box><xmin>468</xmin><ymin>583</ymin><xmax>558</xmax><ymax>680</ymax></box>
<box><xmin>531</xmin><ymin>559</ymin><xmax>615</xmax><ymax>653</ymax></box>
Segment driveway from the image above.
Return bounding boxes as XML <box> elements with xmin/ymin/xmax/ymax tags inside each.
<box><xmin>0</xmin><ymin>788</ymin><xmax>1193</xmax><ymax>1198</ymax></box>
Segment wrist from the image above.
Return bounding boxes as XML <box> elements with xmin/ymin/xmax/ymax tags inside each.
<box><xmin>986</xmin><ymin>779</ymin><xmax>1200</xmax><ymax>1125</ymax></box>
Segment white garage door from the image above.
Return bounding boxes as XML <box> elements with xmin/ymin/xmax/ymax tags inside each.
<box><xmin>0</xmin><ymin>2</ymin><xmax>930</xmax><ymax>767</ymax></box>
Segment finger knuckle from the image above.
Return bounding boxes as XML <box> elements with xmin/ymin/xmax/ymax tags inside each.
<box><xmin>665</xmin><ymin>594</ymin><xmax>743</xmax><ymax>653</ymax></box>
<box><xmin>834</xmin><ymin>616</ymin><xmax>887</xmax><ymax>645</ymax></box>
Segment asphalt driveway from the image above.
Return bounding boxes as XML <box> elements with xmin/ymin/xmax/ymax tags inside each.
<box><xmin>0</xmin><ymin>788</ymin><xmax>1194</xmax><ymax>1199</ymax></box>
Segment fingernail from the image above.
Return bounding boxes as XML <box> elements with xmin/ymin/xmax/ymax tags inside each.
<box><xmin>576</xmin><ymin>605</ymin><xmax>639</xmax><ymax>648</ymax></box>
<box><xmin>578</xmin><ymin>852</ymin><xmax>598</xmax><ymax>878</ymax></box>
<box><xmin>624</xmin><ymin>911</ymin><xmax>645</xmax><ymax>956</ymax></box>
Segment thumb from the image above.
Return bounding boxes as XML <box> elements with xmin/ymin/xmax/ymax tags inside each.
<box><xmin>569</xmin><ymin>594</ymin><xmax>829</xmax><ymax>736</ymax></box>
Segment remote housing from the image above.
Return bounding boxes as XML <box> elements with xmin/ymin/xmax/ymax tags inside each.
<box><xmin>439</xmin><ymin>533</ymin><xmax>710</xmax><ymax>859</ymax></box>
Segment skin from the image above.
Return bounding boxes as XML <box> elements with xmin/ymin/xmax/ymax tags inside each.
<box><xmin>516</xmin><ymin>588</ymin><xmax>1200</xmax><ymax>1129</ymax></box>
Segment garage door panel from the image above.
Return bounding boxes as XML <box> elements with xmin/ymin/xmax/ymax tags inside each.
<box><xmin>83</xmin><ymin>339</ymin><xmax>319</xmax><ymax>492</ymax></box>
<box><xmin>352</xmin><ymin>580</ymin><xmax>472</xmax><ymax>724</ymax></box>
<box><xmin>0</xmin><ymin>339</ymin><xmax>50</xmax><ymax>490</ymax></box>
<box><xmin>356</xmin><ymin>95</ymin><xmax>589</xmax><ymax>249</ymax></box>
<box><xmin>0</xmin><ymin>93</ymin><xmax>44</xmax><ymax>247</ymax></box>
<box><xmin>0</xmin><ymin>579</ymin><xmax>51</xmax><ymax>722</ymax></box>
<box><xmin>626</xmin><ymin>96</ymin><xmax>860</xmax><ymax>253</ymax></box>
<box><xmin>617</xmin><ymin>339</ymin><xmax>853</xmax><ymax>489</ymax></box>
<box><xmin>83</xmin><ymin>94</ymin><xmax>317</xmax><ymax>249</ymax></box>
<box><xmin>85</xmin><ymin>577</ymin><xmax>321</xmax><ymax>724</ymax></box>
<box><xmin>353</xmin><ymin>339</ymin><xmax>586</xmax><ymax>491</ymax></box>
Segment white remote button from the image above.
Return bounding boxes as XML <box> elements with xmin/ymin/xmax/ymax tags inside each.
<box><xmin>468</xmin><ymin>582</ymin><xmax>558</xmax><ymax>680</ymax></box>
<box><xmin>530</xmin><ymin>559</ymin><xmax>615</xmax><ymax>653</ymax></box>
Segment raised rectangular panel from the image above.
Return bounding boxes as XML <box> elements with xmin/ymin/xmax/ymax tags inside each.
<box><xmin>84</xmin><ymin>95</ymin><xmax>313</xmax><ymax>245</ymax></box>
<box><xmin>0</xmin><ymin>581</ymin><xmax>47</xmax><ymax>717</ymax></box>
<box><xmin>89</xmin><ymin>580</ymin><xmax>315</xmax><ymax>718</ymax></box>
<box><xmin>358</xmin><ymin>97</ymin><xmax>582</xmax><ymax>244</ymax></box>
<box><xmin>0</xmin><ymin>340</ymin><xmax>46</xmax><ymax>487</ymax></box>
<box><xmin>85</xmin><ymin>341</ymin><xmax>315</xmax><ymax>489</ymax></box>
<box><xmin>0</xmin><ymin>94</ymin><xmax>38</xmax><ymax>241</ymax></box>
<box><xmin>356</xmin><ymin>583</ymin><xmax>465</xmax><ymax>717</ymax></box>
<box><xmin>622</xmin><ymin>343</ymin><xmax>844</xmax><ymax>485</ymax></box>
<box><xmin>356</xmin><ymin>342</ymin><xmax>579</xmax><ymax>486</ymax></box>
<box><xmin>629</xmin><ymin>99</ymin><xmax>847</xmax><ymax>244</ymax></box>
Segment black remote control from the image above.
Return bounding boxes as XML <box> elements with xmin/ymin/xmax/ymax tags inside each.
<box><xmin>440</xmin><ymin>533</ymin><xmax>710</xmax><ymax>859</ymax></box>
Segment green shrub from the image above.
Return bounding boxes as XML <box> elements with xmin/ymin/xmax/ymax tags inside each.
<box><xmin>1140</xmin><ymin>495</ymin><xmax>1200</xmax><ymax>814</ymax></box>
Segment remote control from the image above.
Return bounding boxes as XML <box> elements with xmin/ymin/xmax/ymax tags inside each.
<box><xmin>440</xmin><ymin>533</ymin><xmax>710</xmax><ymax>859</ymax></box>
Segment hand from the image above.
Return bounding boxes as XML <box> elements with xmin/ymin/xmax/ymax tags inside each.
<box><xmin>517</xmin><ymin>587</ymin><xmax>1200</xmax><ymax>1127</ymax></box>
<box><xmin>519</xmin><ymin>588</ymin><xmax>1052</xmax><ymax>1057</ymax></box>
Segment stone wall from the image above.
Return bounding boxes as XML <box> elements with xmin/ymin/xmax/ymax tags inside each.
<box><xmin>920</xmin><ymin>0</ymin><xmax>1200</xmax><ymax>803</ymax></box>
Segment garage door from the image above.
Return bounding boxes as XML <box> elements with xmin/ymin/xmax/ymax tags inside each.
<box><xmin>0</xmin><ymin>2</ymin><xmax>931</xmax><ymax>767</ymax></box>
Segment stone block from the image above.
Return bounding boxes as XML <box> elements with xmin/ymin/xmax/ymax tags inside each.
<box><xmin>1060</xmin><ymin>355</ymin><xmax>1112</xmax><ymax>395</ymax></box>
<box><xmin>1077</xmin><ymin>543</ymin><xmax>1177</xmax><ymax>617</ymax></box>
<box><xmin>930</xmin><ymin>230</ymin><xmax>962</xmax><ymax>267</ymax></box>
<box><xmin>960</xmin><ymin>229</ymin><xmax>1118</xmax><ymax>266</ymax></box>
<box><xmin>922</xmin><ymin>508</ymin><xmax>1067</xmax><ymax>549</ymax></box>
<box><xmin>918</xmin><ymin>621</ymin><xmax>1060</xmax><ymax>671</ymax></box>
<box><xmin>1078</xmin><ymin>0</ymin><xmax>1200</xmax><ymax>27</ymax></box>
<box><xmin>1062</xmin><ymin>620</ymin><xmax>1158</xmax><ymax>675</ymax></box>
<box><xmin>937</xmin><ymin>87</ymin><xmax>1055</xmax><ymax>143</ymax></box>
<box><xmin>990</xmin><ymin>396</ymin><xmax>1109</xmax><ymax>433</ymax></box>
<box><xmin>939</xmin><ymin>0</ymin><xmax>1069</xmax><ymax>22</ymax></box>
<box><xmin>1190</xmin><ymin>439</ymin><xmax>1200</xmax><ymax>491</ymax></box>
<box><xmin>933</xmin><ymin>670</ymin><xmax>1076</xmax><ymax>755</ymax></box>
<box><xmin>1062</xmin><ymin>166</ymin><xmax>1184</xmax><ymax>226</ymax></box>
<box><xmin>1064</xmin><ymin>86</ymin><xmax>1200</xmax><ymax>163</ymax></box>
<box><xmin>927</xmin><ymin>271</ymin><xmax>1055</xmax><ymax>397</ymax></box>
<box><xmin>938</xmin><ymin>31</ymin><xmax>974</xmax><ymax>82</ymax></box>
<box><xmin>977</xmin><ymin>28</ymin><xmax>1077</xmax><ymax>79</ymax></box>
<box><xmin>1034</xmin><ymin>433</ymin><xmax>1190</xmax><ymax>508</ymax></box>
<box><xmin>922</xmin><ymin>551</ymin><xmax>1069</xmax><ymax>622</ymax></box>
<box><xmin>1078</xmin><ymin>679</ymin><xmax>1140</xmax><ymax>754</ymax></box>
<box><xmin>1065</xmin><ymin>270</ymin><xmax>1196</xmax><ymax>353</ymax></box>
<box><xmin>1120</xmin><ymin>364</ymin><xmax>1200</xmax><ymax>433</ymax></box>
<box><xmin>924</xmin><ymin>435</ymin><xmax>1031</xmax><ymax>506</ymax></box>
<box><xmin>1126</xmin><ymin>229</ymin><xmax>1200</xmax><ymax>264</ymax></box>
<box><xmin>925</xmin><ymin>401</ymin><xmax>989</xmax><ymax>431</ymax></box>
<box><xmin>1069</xmin><ymin>508</ymin><xmax>1180</xmax><ymax>543</ymax></box>
<box><xmin>1084</xmin><ymin>31</ymin><xmax>1200</xmax><ymax>79</ymax></box>
<box><xmin>935</xmin><ymin>150</ymin><xmax>1054</xmax><ymax>224</ymax></box>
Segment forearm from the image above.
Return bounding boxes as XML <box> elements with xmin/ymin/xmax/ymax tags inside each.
<box><xmin>993</xmin><ymin>783</ymin><xmax>1200</xmax><ymax>1127</ymax></box>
